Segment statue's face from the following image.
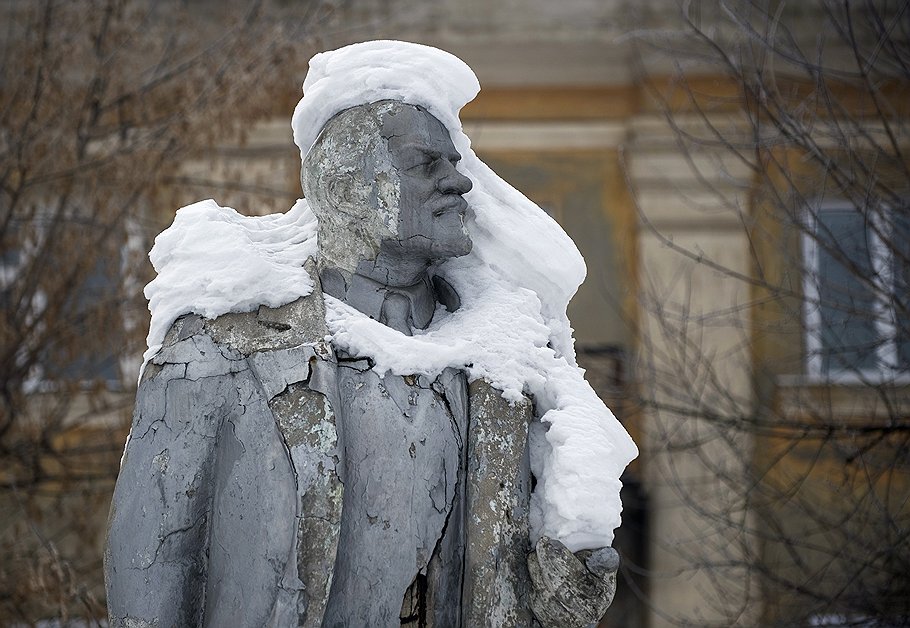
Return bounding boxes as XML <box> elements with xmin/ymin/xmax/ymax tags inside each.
<box><xmin>382</xmin><ymin>106</ymin><xmax>473</xmax><ymax>260</ymax></box>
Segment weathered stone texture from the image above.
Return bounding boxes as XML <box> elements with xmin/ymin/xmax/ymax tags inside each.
<box><xmin>528</xmin><ymin>538</ymin><xmax>619</xmax><ymax>627</ymax></box>
<box><xmin>464</xmin><ymin>379</ymin><xmax>533</xmax><ymax>627</ymax></box>
<box><xmin>107</xmin><ymin>95</ymin><xmax>620</xmax><ymax>626</ymax></box>
<box><xmin>323</xmin><ymin>363</ymin><xmax>466</xmax><ymax>626</ymax></box>
<box><xmin>302</xmin><ymin>103</ymin><xmax>401</xmax><ymax>277</ymax></box>
<box><xmin>106</xmin><ymin>281</ymin><xmax>343</xmax><ymax>627</ymax></box>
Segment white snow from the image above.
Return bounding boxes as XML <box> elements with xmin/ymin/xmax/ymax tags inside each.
<box><xmin>143</xmin><ymin>40</ymin><xmax>638</xmax><ymax>551</ymax></box>
<box><xmin>142</xmin><ymin>198</ymin><xmax>317</xmax><ymax>368</ymax></box>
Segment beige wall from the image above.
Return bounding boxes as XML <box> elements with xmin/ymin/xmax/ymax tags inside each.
<box><xmin>629</xmin><ymin>112</ymin><xmax>759</xmax><ymax>626</ymax></box>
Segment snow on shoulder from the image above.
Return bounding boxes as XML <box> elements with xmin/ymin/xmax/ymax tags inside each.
<box><xmin>142</xmin><ymin>40</ymin><xmax>637</xmax><ymax>551</ymax></box>
<box><xmin>142</xmin><ymin>198</ymin><xmax>317</xmax><ymax>366</ymax></box>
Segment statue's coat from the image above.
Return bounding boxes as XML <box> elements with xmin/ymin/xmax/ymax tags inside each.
<box><xmin>105</xmin><ymin>271</ymin><xmax>534</xmax><ymax>627</ymax></box>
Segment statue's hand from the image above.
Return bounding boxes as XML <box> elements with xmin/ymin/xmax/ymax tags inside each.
<box><xmin>527</xmin><ymin>536</ymin><xmax>619</xmax><ymax>628</ymax></box>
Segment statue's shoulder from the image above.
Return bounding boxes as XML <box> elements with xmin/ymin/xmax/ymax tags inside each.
<box><xmin>143</xmin><ymin>262</ymin><xmax>332</xmax><ymax>388</ymax></box>
<box><xmin>201</xmin><ymin>257</ymin><xmax>328</xmax><ymax>356</ymax></box>
<box><xmin>203</xmin><ymin>292</ymin><xmax>328</xmax><ymax>357</ymax></box>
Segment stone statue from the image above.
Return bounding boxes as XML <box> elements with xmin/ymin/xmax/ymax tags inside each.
<box><xmin>105</xmin><ymin>41</ymin><xmax>633</xmax><ymax>628</ymax></box>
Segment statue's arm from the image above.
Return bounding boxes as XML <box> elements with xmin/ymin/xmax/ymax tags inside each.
<box><xmin>525</xmin><ymin>416</ymin><xmax>619</xmax><ymax>627</ymax></box>
<box><xmin>527</xmin><ymin>536</ymin><xmax>619</xmax><ymax>628</ymax></box>
<box><xmin>104</xmin><ymin>331</ymin><xmax>238</xmax><ymax>627</ymax></box>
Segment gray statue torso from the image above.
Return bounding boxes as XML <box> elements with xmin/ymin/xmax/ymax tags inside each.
<box><xmin>106</xmin><ymin>91</ymin><xmax>619</xmax><ymax>628</ymax></box>
<box><xmin>324</xmin><ymin>361</ymin><xmax>467</xmax><ymax>626</ymax></box>
<box><xmin>106</xmin><ymin>289</ymin><xmax>535</xmax><ymax>627</ymax></box>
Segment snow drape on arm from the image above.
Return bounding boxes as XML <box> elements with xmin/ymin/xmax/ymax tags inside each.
<box><xmin>294</xmin><ymin>40</ymin><xmax>637</xmax><ymax>550</ymax></box>
<box><xmin>141</xmin><ymin>40</ymin><xmax>637</xmax><ymax>550</ymax></box>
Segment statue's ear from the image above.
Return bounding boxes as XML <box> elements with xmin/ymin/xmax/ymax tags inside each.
<box><xmin>432</xmin><ymin>275</ymin><xmax>460</xmax><ymax>312</ymax></box>
<box><xmin>325</xmin><ymin>176</ymin><xmax>345</xmax><ymax>207</ymax></box>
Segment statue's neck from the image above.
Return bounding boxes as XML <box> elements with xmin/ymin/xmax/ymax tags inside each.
<box><xmin>356</xmin><ymin>249</ymin><xmax>431</xmax><ymax>289</ymax></box>
<box><xmin>322</xmin><ymin>253</ymin><xmax>437</xmax><ymax>335</ymax></box>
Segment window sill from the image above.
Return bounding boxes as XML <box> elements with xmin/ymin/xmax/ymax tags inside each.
<box><xmin>777</xmin><ymin>372</ymin><xmax>910</xmax><ymax>387</ymax></box>
<box><xmin>774</xmin><ymin>374</ymin><xmax>910</xmax><ymax>424</ymax></box>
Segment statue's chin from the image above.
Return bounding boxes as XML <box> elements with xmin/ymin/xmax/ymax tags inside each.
<box><xmin>432</xmin><ymin>236</ymin><xmax>473</xmax><ymax>260</ymax></box>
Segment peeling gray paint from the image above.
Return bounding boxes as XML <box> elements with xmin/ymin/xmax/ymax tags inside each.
<box><xmin>270</xmin><ymin>382</ymin><xmax>343</xmax><ymax>627</ymax></box>
<box><xmin>302</xmin><ymin>103</ymin><xmax>401</xmax><ymax>279</ymax></box>
<box><xmin>528</xmin><ymin>538</ymin><xmax>619</xmax><ymax>626</ymax></box>
<box><xmin>106</xmin><ymin>282</ymin><xmax>343</xmax><ymax>627</ymax></box>
<box><xmin>107</xmin><ymin>99</ymin><xmax>618</xmax><ymax>627</ymax></box>
<box><xmin>463</xmin><ymin>379</ymin><xmax>533</xmax><ymax>627</ymax></box>
<box><xmin>323</xmin><ymin>363</ymin><xmax>465</xmax><ymax>626</ymax></box>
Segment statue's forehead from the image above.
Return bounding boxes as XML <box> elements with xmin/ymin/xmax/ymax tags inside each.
<box><xmin>380</xmin><ymin>106</ymin><xmax>457</xmax><ymax>155</ymax></box>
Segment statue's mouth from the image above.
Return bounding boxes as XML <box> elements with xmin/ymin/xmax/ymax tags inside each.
<box><xmin>432</xmin><ymin>196</ymin><xmax>468</xmax><ymax>218</ymax></box>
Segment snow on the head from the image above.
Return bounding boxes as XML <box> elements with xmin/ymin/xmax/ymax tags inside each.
<box><xmin>292</xmin><ymin>40</ymin><xmax>478</xmax><ymax>160</ymax></box>
<box><xmin>144</xmin><ymin>40</ymin><xmax>637</xmax><ymax>551</ymax></box>
<box><xmin>293</xmin><ymin>40</ymin><xmax>586</xmax><ymax>364</ymax></box>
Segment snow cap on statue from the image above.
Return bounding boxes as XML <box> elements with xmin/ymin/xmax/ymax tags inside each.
<box><xmin>290</xmin><ymin>40</ymin><xmax>586</xmax><ymax>347</ymax></box>
<box><xmin>292</xmin><ymin>40</ymin><xmax>479</xmax><ymax>159</ymax></box>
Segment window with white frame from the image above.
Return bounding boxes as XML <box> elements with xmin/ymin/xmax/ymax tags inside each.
<box><xmin>802</xmin><ymin>200</ymin><xmax>910</xmax><ymax>381</ymax></box>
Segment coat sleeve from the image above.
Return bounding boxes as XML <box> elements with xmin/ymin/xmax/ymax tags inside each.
<box><xmin>105</xmin><ymin>316</ymin><xmax>307</xmax><ymax>627</ymax></box>
<box><xmin>104</xmin><ymin>325</ymin><xmax>239</xmax><ymax>627</ymax></box>
<box><xmin>105</xmin><ymin>310</ymin><xmax>342</xmax><ymax>628</ymax></box>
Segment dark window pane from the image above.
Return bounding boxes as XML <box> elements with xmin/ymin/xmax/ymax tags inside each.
<box><xmin>43</xmin><ymin>256</ymin><xmax>122</xmax><ymax>384</ymax></box>
<box><xmin>816</xmin><ymin>208</ymin><xmax>879</xmax><ymax>374</ymax></box>
<box><xmin>894</xmin><ymin>209</ymin><xmax>910</xmax><ymax>368</ymax></box>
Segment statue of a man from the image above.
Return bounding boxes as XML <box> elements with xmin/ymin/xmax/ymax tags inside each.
<box><xmin>105</xmin><ymin>41</ymin><xmax>636</xmax><ymax>628</ymax></box>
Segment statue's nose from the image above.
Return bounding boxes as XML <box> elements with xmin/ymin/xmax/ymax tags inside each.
<box><xmin>438</xmin><ymin>162</ymin><xmax>473</xmax><ymax>195</ymax></box>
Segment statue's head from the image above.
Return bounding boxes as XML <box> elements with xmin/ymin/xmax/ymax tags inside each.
<box><xmin>302</xmin><ymin>100</ymin><xmax>473</xmax><ymax>279</ymax></box>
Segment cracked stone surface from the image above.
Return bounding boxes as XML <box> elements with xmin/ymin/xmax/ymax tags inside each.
<box><xmin>107</xmin><ymin>99</ymin><xmax>618</xmax><ymax>626</ymax></box>
<box><xmin>106</xmin><ymin>283</ymin><xmax>341</xmax><ymax>627</ymax></box>
<box><xmin>107</xmin><ymin>304</ymin><xmax>539</xmax><ymax>626</ymax></box>
<box><xmin>302</xmin><ymin>102</ymin><xmax>401</xmax><ymax>280</ymax></box>
<box><xmin>528</xmin><ymin>538</ymin><xmax>618</xmax><ymax>627</ymax></box>
<box><xmin>323</xmin><ymin>362</ymin><xmax>465</xmax><ymax>626</ymax></box>
<box><xmin>464</xmin><ymin>379</ymin><xmax>533</xmax><ymax>627</ymax></box>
